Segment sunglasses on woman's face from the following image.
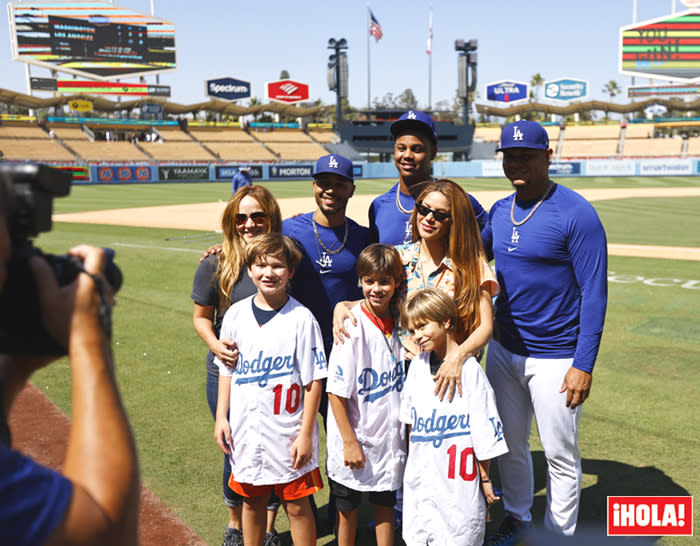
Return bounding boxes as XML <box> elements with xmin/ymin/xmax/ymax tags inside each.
<box><xmin>415</xmin><ymin>202</ymin><xmax>451</xmax><ymax>222</ymax></box>
<box><xmin>235</xmin><ymin>212</ymin><xmax>267</xmax><ymax>225</ymax></box>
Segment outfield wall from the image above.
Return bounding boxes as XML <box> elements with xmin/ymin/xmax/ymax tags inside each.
<box><xmin>57</xmin><ymin>157</ymin><xmax>700</xmax><ymax>184</ymax></box>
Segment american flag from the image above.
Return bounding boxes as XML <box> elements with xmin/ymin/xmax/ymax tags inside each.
<box><xmin>369</xmin><ymin>9</ymin><xmax>383</xmax><ymax>42</ymax></box>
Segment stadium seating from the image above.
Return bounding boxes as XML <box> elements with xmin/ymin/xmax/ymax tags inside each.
<box><xmin>205</xmin><ymin>142</ymin><xmax>277</xmax><ymax>161</ymax></box>
<box><xmin>68</xmin><ymin>141</ymin><xmax>149</xmax><ymax>162</ymax></box>
<box><xmin>563</xmin><ymin>124</ymin><xmax>621</xmax><ymax>140</ymax></box>
<box><xmin>0</xmin><ymin>125</ymin><xmax>47</xmax><ymax>139</ymax></box>
<box><xmin>157</xmin><ymin>126</ymin><xmax>194</xmax><ymax>142</ymax></box>
<box><xmin>188</xmin><ymin>128</ymin><xmax>254</xmax><ymax>142</ymax></box>
<box><xmin>559</xmin><ymin>139</ymin><xmax>619</xmax><ymax>158</ymax></box>
<box><xmin>49</xmin><ymin>126</ymin><xmax>90</xmax><ymax>141</ymax></box>
<box><xmin>0</xmin><ymin>139</ymin><xmax>76</xmax><ymax>161</ymax></box>
<box><xmin>625</xmin><ymin>123</ymin><xmax>655</xmax><ymax>139</ymax></box>
<box><xmin>684</xmin><ymin>137</ymin><xmax>700</xmax><ymax>155</ymax></box>
<box><xmin>308</xmin><ymin>130</ymin><xmax>338</xmax><ymax>144</ymax></box>
<box><xmin>251</xmin><ymin>129</ymin><xmax>312</xmax><ymax>143</ymax></box>
<box><xmin>622</xmin><ymin>137</ymin><xmax>682</xmax><ymax>157</ymax></box>
<box><xmin>140</xmin><ymin>141</ymin><xmax>216</xmax><ymax>161</ymax></box>
<box><xmin>473</xmin><ymin>126</ymin><xmax>502</xmax><ymax>142</ymax></box>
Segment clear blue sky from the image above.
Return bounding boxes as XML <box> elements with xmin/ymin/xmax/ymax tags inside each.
<box><xmin>0</xmin><ymin>0</ymin><xmax>689</xmax><ymax>111</ymax></box>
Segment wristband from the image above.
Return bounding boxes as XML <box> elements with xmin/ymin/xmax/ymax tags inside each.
<box><xmin>481</xmin><ymin>478</ymin><xmax>491</xmax><ymax>483</ymax></box>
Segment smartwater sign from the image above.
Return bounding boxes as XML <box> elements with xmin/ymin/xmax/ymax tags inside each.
<box><xmin>485</xmin><ymin>81</ymin><xmax>528</xmax><ymax>103</ymax></box>
<box><xmin>544</xmin><ymin>79</ymin><xmax>588</xmax><ymax>102</ymax></box>
<box><xmin>206</xmin><ymin>77</ymin><xmax>251</xmax><ymax>101</ymax></box>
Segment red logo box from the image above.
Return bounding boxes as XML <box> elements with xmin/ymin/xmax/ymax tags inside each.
<box><xmin>608</xmin><ymin>496</ymin><xmax>693</xmax><ymax>536</ymax></box>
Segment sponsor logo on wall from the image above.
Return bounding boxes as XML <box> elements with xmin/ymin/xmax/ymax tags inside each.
<box><xmin>97</xmin><ymin>165</ymin><xmax>153</xmax><ymax>183</ymax></box>
<box><xmin>158</xmin><ymin>166</ymin><xmax>209</xmax><ymax>181</ymax></box>
<box><xmin>216</xmin><ymin>165</ymin><xmax>262</xmax><ymax>179</ymax></box>
<box><xmin>269</xmin><ymin>164</ymin><xmax>313</xmax><ymax>179</ymax></box>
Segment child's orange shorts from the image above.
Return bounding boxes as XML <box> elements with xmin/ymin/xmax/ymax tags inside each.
<box><xmin>228</xmin><ymin>468</ymin><xmax>323</xmax><ymax>501</ymax></box>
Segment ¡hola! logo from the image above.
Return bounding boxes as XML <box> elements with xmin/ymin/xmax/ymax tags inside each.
<box><xmin>607</xmin><ymin>496</ymin><xmax>693</xmax><ymax>536</ymax></box>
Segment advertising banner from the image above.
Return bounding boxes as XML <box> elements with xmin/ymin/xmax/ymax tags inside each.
<box><xmin>266</xmin><ymin>80</ymin><xmax>310</xmax><ymax>104</ymax></box>
<box><xmin>543</xmin><ymin>79</ymin><xmax>588</xmax><ymax>102</ymax></box>
<box><xmin>216</xmin><ymin>165</ymin><xmax>263</xmax><ymax>180</ymax></box>
<box><xmin>639</xmin><ymin>159</ymin><xmax>693</xmax><ymax>176</ymax></box>
<box><xmin>586</xmin><ymin>160</ymin><xmax>636</xmax><ymax>177</ymax></box>
<box><xmin>207</xmin><ymin>78</ymin><xmax>251</xmax><ymax>101</ymax></box>
<box><xmin>158</xmin><ymin>165</ymin><xmax>209</xmax><ymax>181</ymax></box>
<box><xmin>69</xmin><ymin>99</ymin><xmax>93</xmax><ymax>112</ymax></box>
<box><xmin>549</xmin><ymin>161</ymin><xmax>581</xmax><ymax>176</ymax></box>
<box><xmin>268</xmin><ymin>164</ymin><xmax>313</xmax><ymax>179</ymax></box>
<box><xmin>485</xmin><ymin>81</ymin><xmax>528</xmax><ymax>103</ymax></box>
<box><xmin>97</xmin><ymin>165</ymin><xmax>152</xmax><ymax>183</ymax></box>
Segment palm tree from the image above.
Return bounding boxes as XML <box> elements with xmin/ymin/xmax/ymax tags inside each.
<box><xmin>530</xmin><ymin>73</ymin><xmax>544</xmax><ymax>102</ymax></box>
<box><xmin>602</xmin><ymin>80</ymin><xmax>621</xmax><ymax>119</ymax></box>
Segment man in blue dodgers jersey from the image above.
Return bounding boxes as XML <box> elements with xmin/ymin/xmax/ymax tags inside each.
<box><xmin>283</xmin><ymin>154</ymin><xmax>369</xmax><ymax>356</ymax></box>
<box><xmin>482</xmin><ymin>120</ymin><xmax>608</xmax><ymax>543</ymax></box>
<box><xmin>368</xmin><ymin>110</ymin><xmax>488</xmax><ymax>245</ymax></box>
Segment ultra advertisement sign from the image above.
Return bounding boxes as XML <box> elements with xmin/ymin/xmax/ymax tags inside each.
<box><xmin>485</xmin><ymin>81</ymin><xmax>528</xmax><ymax>103</ymax></box>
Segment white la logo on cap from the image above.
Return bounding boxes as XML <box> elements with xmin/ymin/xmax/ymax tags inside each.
<box><xmin>513</xmin><ymin>126</ymin><xmax>524</xmax><ymax>141</ymax></box>
<box><xmin>328</xmin><ymin>155</ymin><xmax>339</xmax><ymax>169</ymax></box>
<box><xmin>408</xmin><ymin>111</ymin><xmax>416</xmax><ymax>119</ymax></box>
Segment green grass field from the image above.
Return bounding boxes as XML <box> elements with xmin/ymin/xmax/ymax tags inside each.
<box><xmin>29</xmin><ymin>176</ymin><xmax>700</xmax><ymax>545</ymax></box>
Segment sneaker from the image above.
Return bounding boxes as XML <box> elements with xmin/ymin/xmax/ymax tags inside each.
<box><xmin>487</xmin><ymin>515</ymin><xmax>531</xmax><ymax>546</ymax></box>
<box><xmin>222</xmin><ymin>527</ymin><xmax>243</xmax><ymax>546</ymax></box>
<box><xmin>264</xmin><ymin>530</ymin><xmax>281</xmax><ymax>546</ymax></box>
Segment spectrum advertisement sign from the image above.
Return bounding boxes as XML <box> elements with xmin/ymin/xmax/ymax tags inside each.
<box><xmin>543</xmin><ymin>78</ymin><xmax>588</xmax><ymax>102</ymax></box>
<box><xmin>215</xmin><ymin>165</ymin><xmax>262</xmax><ymax>179</ymax></box>
<box><xmin>206</xmin><ymin>77</ymin><xmax>251</xmax><ymax>101</ymax></box>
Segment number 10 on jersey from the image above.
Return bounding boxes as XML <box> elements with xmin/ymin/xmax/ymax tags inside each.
<box><xmin>273</xmin><ymin>383</ymin><xmax>302</xmax><ymax>415</ymax></box>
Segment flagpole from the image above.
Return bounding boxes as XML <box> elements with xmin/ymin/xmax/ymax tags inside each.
<box><xmin>367</xmin><ymin>5</ymin><xmax>371</xmax><ymax>111</ymax></box>
<box><xmin>428</xmin><ymin>7</ymin><xmax>432</xmax><ymax>111</ymax></box>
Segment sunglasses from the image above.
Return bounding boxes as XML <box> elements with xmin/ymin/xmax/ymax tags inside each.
<box><xmin>235</xmin><ymin>212</ymin><xmax>267</xmax><ymax>225</ymax></box>
<box><xmin>415</xmin><ymin>202</ymin><xmax>451</xmax><ymax>222</ymax></box>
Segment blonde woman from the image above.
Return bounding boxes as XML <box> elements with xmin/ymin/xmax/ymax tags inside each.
<box><xmin>191</xmin><ymin>185</ymin><xmax>282</xmax><ymax>546</ymax></box>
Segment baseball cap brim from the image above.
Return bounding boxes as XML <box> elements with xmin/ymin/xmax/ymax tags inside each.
<box><xmin>496</xmin><ymin>142</ymin><xmax>549</xmax><ymax>152</ymax></box>
<box><xmin>390</xmin><ymin>119</ymin><xmax>437</xmax><ymax>145</ymax></box>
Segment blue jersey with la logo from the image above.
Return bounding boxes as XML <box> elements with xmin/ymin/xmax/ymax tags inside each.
<box><xmin>283</xmin><ymin>213</ymin><xmax>368</xmax><ymax>353</ymax></box>
<box><xmin>368</xmin><ymin>182</ymin><xmax>489</xmax><ymax>245</ymax></box>
<box><xmin>481</xmin><ymin>183</ymin><xmax>608</xmax><ymax>373</ymax></box>
<box><xmin>400</xmin><ymin>353</ymin><xmax>508</xmax><ymax>545</ymax></box>
<box><xmin>214</xmin><ymin>295</ymin><xmax>327</xmax><ymax>485</ymax></box>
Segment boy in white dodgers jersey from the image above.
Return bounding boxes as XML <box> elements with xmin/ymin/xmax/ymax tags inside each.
<box><xmin>214</xmin><ymin>233</ymin><xmax>327</xmax><ymax>546</ymax></box>
<box><xmin>400</xmin><ymin>288</ymin><xmax>507</xmax><ymax>546</ymax></box>
<box><xmin>326</xmin><ymin>243</ymin><xmax>406</xmax><ymax>546</ymax></box>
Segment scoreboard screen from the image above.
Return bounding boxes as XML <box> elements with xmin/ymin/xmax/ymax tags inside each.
<box><xmin>9</xmin><ymin>1</ymin><xmax>176</xmax><ymax>80</ymax></box>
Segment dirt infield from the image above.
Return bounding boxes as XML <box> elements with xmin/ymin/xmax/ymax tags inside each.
<box><xmin>9</xmin><ymin>383</ymin><xmax>207</xmax><ymax>546</ymax></box>
<box><xmin>54</xmin><ymin>187</ymin><xmax>700</xmax><ymax>261</ymax></box>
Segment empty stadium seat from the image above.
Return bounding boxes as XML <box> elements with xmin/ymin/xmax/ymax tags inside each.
<box><xmin>622</xmin><ymin>137</ymin><xmax>682</xmax><ymax>157</ymax></box>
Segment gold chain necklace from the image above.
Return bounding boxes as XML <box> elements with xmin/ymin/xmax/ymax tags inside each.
<box><xmin>395</xmin><ymin>184</ymin><xmax>413</xmax><ymax>214</ymax></box>
<box><xmin>312</xmin><ymin>217</ymin><xmax>348</xmax><ymax>255</ymax></box>
<box><xmin>510</xmin><ymin>182</ymin><xmax>554</xmax><ymax>227</ymax></box>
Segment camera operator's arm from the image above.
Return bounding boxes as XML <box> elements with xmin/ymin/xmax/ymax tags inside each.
<box><xmin>32</xmin><ymin>246</ymin><xmax>139</xmax><ymax>546</ymax></box>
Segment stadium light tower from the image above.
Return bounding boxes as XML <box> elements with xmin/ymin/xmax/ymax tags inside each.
<box><xmin>455</xmin><ymin>39</ymin><xmax>478</xmax><ymax>125</ymax></box>
<box><xmin>328</xmin><ymin>38</ymin><xmax>348</xmax><ymax>128</ymax></box>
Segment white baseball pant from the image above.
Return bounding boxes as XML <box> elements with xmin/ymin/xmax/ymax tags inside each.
<box><xmin>486</xmin><ymin>339</ymin><xmax>582</xmax><ymax>536</ymax></box>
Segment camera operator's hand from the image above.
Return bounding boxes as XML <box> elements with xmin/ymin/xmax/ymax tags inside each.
<box><xmin>30</xmin><ymin>245</ymin><xmax>114</xmax><ymax>351</ymax></box>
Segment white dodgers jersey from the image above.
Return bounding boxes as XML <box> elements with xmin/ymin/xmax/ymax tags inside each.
<box><xmin>400</xmin><ymin>354</ymin><xmax>508</xmax><ymax>546</ymax></box>
<box><xmin>215</xmin><ymin>295</ymin><xmax>328</xmax><ymax>485</ymax></box>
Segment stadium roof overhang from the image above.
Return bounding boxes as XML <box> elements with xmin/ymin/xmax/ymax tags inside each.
<box><xmin>0</xmin><ymin>89</ymin><xmax>329</xmax><ymax>117</ymax></box>
<box><xmin>475</xmin><ymin>98</ymin><xmax>700</xmax><ymax>117</ymax></box>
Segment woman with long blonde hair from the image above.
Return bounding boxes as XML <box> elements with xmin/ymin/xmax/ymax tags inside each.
<box><xmin>191</xmin><ymin>185</ymin><xmax>281</xmax><ymax>546</ymax></box>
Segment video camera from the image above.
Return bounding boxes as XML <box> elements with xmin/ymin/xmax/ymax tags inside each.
<box><xmin>0</xmin><ymin>163</ymin><xmax>122</xmax><ymax>355</ymax></box>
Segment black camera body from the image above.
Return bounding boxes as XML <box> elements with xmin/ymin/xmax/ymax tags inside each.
<box><xmin>0</xmin><ymin>163</ymin><xmax>122</xmax><ymax>355</ymax></box>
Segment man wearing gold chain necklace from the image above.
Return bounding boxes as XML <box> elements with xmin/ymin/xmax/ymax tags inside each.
<box><xmin>282</xmin><ymin>154</ymin><xmax>369</xmax><ymax>359</ymax></box>
<box><xmin>368</xmin><ymin>110</ymin><xmax>488</xmax><ymax>245</ymax></box>
<box><xmin>481</xmin><ymin>120</ymin><xmax>608</xmax><ymax>544</ymax></box>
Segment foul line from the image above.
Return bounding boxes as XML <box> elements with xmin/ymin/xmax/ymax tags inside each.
<box><xmin>110</xmin><ymin>242</ymin><xmax>203</xmax><ymax>254</ymax></box>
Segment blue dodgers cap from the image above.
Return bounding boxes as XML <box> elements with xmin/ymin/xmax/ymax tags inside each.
<box><xmin>390</xmin><ymin>110</ymin><xmax>438</xmax><ymax>145</ymax></box>
<box><xmin>313</xmin><ymin>154</ymin><xmax>354</xmax><ymax>183</ymax></box>
<box><xmin>497</xmin><ymin>120</ymin><xmax>549</xmax><ymax>152</ymax></box>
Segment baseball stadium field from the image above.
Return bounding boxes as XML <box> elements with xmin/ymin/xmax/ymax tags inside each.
<box><xmin>12</xmin><ymin>175</ymin><xmax>699</xmax><ymax>545</ymax></box>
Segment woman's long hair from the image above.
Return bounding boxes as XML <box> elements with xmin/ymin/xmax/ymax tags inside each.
<box><xmin>216</xmin><ymin>185</ymin><xmax>282</xmax><ymax>310</ymax></box>
<box><xmin>411</xmin><ymin>179</ymin><xmax>486</xmax><ymax>340</ymax></box>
